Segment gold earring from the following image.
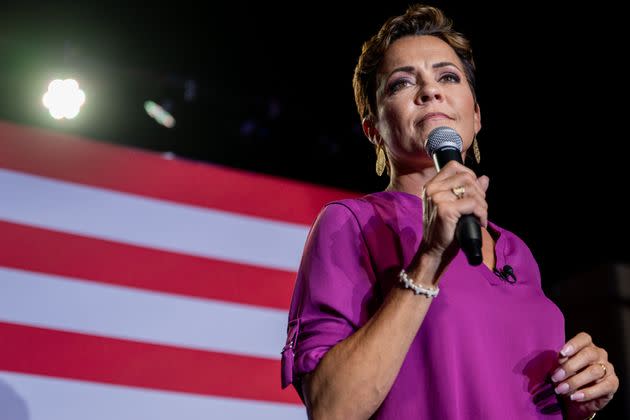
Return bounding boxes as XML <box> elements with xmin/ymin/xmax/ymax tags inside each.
<box><xmin>376</xmin><ymin>145</ymin><xmax>386</xmax><ymax>176</ymax></box>
<box><xmin>472</xmin><ymin>136</ymin><xmax>481</xmax><ymax>164</ymax></box>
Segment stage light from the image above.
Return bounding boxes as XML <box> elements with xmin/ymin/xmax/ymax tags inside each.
<box><xmin>144</xmin><ymin>100</ymin><xmax>175</xmax><ymax>128</ymax></box>
<box><xmin>42</xmin><ymin>79</ymin><xmax>86</xmax><ymax>120</ymax></box>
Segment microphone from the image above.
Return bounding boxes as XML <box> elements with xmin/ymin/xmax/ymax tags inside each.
<box><xmin>425</xmin><ymin>126</ymin><xmax>482</xmax><ymax>266</ymax></box>
<box><xmin>494</xmin><ymin>265</ymin><xmax>517</xmax><ymax>284</ymax></box>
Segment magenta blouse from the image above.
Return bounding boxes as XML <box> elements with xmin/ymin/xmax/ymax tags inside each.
<box><xmin>281</xmin><ymin>191</ymin><xmax>566</xmax><ymax>418</ymax></box>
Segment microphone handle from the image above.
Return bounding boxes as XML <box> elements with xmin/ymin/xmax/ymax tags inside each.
<box><xmin>431</xmin><ymin>146</ymin><xmax>464</xmax><ymax>170</ymax></box>
<box><xmin>432</xmin><ymin>147</ymin><xmax>483</xmax><ymax>266</ymax></box>
<box><xmin>456</xmin><ymin>215</ymin><xmax>483</xmax><ymax>265</ymax></box>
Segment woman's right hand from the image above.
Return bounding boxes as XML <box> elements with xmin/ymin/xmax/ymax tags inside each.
<box><xmin>421</xmin><ymin>160</ymin><xmax>489</xmax><ymax>261</ymax></box>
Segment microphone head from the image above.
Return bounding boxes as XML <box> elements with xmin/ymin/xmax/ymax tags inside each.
<box><xmin>425</xmin><ymin>126</ymin><xmax>463</xmax><ymax>156</ymax></box>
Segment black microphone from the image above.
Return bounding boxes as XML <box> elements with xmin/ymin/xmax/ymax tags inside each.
<box><xmin>425</xmin><ymin>126</ymin><xmax>482</xmax><ymax>266</ymax></box>
<box><xmin>494</xmin><ymin>265</ymin><xmax>517</xmax><ymax>284</ymax></box>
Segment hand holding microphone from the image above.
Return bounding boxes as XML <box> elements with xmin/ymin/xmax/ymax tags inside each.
<box><xmin>422</xmin><ymin>127</ymin><xmax>489</xmax><ymax>266</ymax></box>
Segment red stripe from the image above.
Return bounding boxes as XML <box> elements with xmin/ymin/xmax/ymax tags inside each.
<box><xmin>0</xmin><ymin>322</ymin><xmax>301</xmax><ymax>404</ymax></box>
<box><xmin>0</xmin><ymin>120</ymin><xmax>357</xmax><ymax>225</ymax></box>
<box><xmin>0</xmin><ymin>220</ymin><xmax>295</xmax><ymax>310</ymax></box>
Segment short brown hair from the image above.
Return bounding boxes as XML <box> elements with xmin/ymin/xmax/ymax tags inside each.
<box><xmin>352</xmin><ymin>4</ymin><xmax>476</xmax><ymax>120</ymax></box>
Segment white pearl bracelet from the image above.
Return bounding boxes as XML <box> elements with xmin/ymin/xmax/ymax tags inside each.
<box><xmin>398</xmin><ymin>269</ymin><xmax>439</xmax><ymax>298</ymax></box>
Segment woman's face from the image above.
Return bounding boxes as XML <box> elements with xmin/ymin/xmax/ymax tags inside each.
<box><xmin>373</xmin><ymin>35</ymin><xmax>480</xmax><ymax>170</ymax></box>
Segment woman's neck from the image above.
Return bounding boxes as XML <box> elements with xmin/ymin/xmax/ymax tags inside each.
<box><xmin>385</xmin><ymin>166</ymin><xmax>438</xmax><ymax>198</ymax></box>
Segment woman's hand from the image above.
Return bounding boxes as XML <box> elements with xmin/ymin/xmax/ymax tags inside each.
<box><xmin>551</xmin><ymin>332</ymin><xmax>619</xmax><ymax>419</ymax></box>
<box><xmin>421</xmin><ymin>160</ymin><xmax>489</xmax><ymax>260</ymax></box>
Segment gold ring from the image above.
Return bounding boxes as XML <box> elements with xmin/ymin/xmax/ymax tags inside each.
<box><xmin>599</xmin><ymin>363</ymin><xmax>607</xmax><ymax>377</ymax></box>
<box><xmin>452</xmin><ymin>185</ymin><xmax>465</xmax><ymax>199</ymax></box>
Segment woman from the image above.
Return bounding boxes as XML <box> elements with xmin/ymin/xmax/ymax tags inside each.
<box><xmin>281</xmin><ymin>4</ymin><xmax>618</xmax><ymax>419</ymax></box>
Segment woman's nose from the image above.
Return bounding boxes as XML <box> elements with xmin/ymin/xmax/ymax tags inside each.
<box><xmin>416</xmin><ymin>82</ymin><xmax>443</xmax><ymax>104</ymax></box>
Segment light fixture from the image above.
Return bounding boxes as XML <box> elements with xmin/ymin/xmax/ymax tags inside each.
<box><xmin>144</xmin><ymin>100</ymin><xmax>175</xmax><ymax>128</ymax></box>
<box><xmin>42</xmin><ymin>79</ymin><xmax>86</xmax><ymax>120</ymax></box>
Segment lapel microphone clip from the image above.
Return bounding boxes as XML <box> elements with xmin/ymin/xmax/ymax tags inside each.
<box><xmin>494</xmin><ymin>265</ymin><xmax>517</xmax><ymax>284</ymax></box>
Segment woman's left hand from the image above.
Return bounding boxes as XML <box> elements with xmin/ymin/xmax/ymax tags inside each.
<box><xmin>551</xmin><ymin>332</ymin><xmax>619</xmax><ymax>419</ymax></box>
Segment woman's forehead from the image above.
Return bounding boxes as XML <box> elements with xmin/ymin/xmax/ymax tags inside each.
<box><xmin>380</xmin><ymin>35</ymin><xmax>461</xmax><ymax>71</ymax></box>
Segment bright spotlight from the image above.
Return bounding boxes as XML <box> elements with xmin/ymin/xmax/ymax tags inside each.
<box><xmin>42</xmin><ymin>79</ymin><xmax>86</xmax><ymax>120</ymax></box>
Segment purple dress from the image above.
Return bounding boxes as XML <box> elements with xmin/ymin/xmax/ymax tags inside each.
<box><xmin>281</xmin><ymin>191</ymin><xmax>566</xmax><ymax>418</ymax></box>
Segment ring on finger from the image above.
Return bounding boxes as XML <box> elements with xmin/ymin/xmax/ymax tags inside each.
<box><xmin>452</xmin><ymin>185</ymin><xmax>465</xmax><ymax>199</ymax></box>
<box><xmin>598</xmin><ymin>363</ymin><xmax>607</xmax><ymax>378</ymax></box>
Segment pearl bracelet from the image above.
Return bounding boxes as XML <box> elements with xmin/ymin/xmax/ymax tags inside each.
<box><xmin>398</xmin><ymin>269</ymin><xmax>439</xmax><ymax>298</ymax></box>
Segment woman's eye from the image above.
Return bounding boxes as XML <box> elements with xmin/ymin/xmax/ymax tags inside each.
<box><xmin>388</xmin><ymin>79</ymin><xmax>412</xmax><ymax>94</ymax></box>
<box><xmin>440</xmin><ymin>73</ymin><xmax>461</xmax><ymax>83</ymax></box>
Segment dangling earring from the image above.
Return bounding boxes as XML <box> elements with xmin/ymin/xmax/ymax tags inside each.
<box><xmin>472</xmin><ymin>136</ymin><xmax>481</xmax><ymax>164</ymax></box>
<box><xmin>375</xmin><ymin>145</ymin><xmax>386</xmax><ymax>176</ymax></box>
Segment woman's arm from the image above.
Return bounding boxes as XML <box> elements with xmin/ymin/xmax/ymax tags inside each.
<box><xmin>301</xmin><ymin>252</ymin><xmax>441</xmax><ymax>420</ymax></box>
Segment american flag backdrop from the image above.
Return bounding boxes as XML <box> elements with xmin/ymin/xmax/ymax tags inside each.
<box><xmin>0</xmin><ymin>120</ymin><xmax>356</xmax><ymax>419</ymax></box>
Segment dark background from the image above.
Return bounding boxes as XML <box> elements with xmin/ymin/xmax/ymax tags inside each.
<box><xmin>1</xmin><ymin>0</ymin><xmax>628</xmax><ymax>417</ymax></box>
<box><xmin>3</xmin><ymin>1</ymin><xmax>628</xmax><ymax>283</ymax></box>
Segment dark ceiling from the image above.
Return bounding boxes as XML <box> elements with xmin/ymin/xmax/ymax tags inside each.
<box><xmin>1</xmin><ymin>0</ymin><xmax>628</xmax><ymax>285</ymax></box>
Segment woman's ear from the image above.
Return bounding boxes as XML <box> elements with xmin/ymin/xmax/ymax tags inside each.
<box><xmin>474</xmin><ymin>102</ymin><xmax>482</xmax><ymax>133</ymax></box>
<box><xmin>362</xmin><ymin>116</ymin><xmax>379</xmax><ymax>145</ymax></box>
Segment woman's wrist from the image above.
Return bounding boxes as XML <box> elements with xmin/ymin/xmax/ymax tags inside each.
<box><xmin>404</xmin><ymin>251</ymin><xmax>442</xmax><ymax>288</ymax></box>
<box><xmin>399</xmin><ymin>269</ymin><xmax>439</xmax><ymax>297</ymax></box>
<box><xmin>405</xmin><ymin>241</ymin><xmax>456</xmax><ymax>288</ymax></box>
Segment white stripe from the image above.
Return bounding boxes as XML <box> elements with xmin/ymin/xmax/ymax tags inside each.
<box><xmin>0</xmin><ymin>371</ymin><xmax>306</xmax><ymax>420</ymax></box>
<box><xmin>0</xmin><ymin>168</ymin><xmax>308</xmax><ymax>271</ymax></box>
<box><xmin>0</xmin><ymin>267</ymin><xmax>287</xmax><ymax>359</ymax></box>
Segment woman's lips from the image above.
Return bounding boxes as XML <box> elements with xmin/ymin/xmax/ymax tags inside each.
<box><xmin>420</xmin><ymin>112</ymin><xmax>451</xmax><ymax>123</ymax></box>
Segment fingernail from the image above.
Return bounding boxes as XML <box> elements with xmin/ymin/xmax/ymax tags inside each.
<box><xmin>560</xmin><ymin>344</ymin><xmax>574</xmax><ymax>357</ymax></box>
<box><xmin>570</xmin><ymin>392</ymin><xmax>585</xmax><ymax>401</ymax></box>
<box><xmin>554</xmin><ymin>383</ymin><xmax>569</xmax><ymax>394</ymax></box>
<box><xmin>551</xmin><ymin>369</ymin><xmax>566</xmax><ymax>383</ymax></box>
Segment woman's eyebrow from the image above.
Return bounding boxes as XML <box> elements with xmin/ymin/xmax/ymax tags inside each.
<box><xmin>386</xmin><ymin>61</ymin><xmax>462</xmax><ymax>79</ymax></box>
<box><xmin>433</xmin><ymin>61</ymin><xmax>462</xmax><ymax>72</ymax></box>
